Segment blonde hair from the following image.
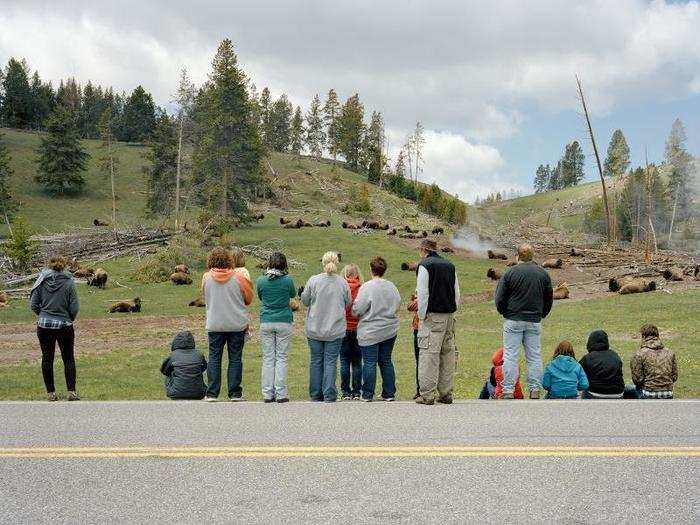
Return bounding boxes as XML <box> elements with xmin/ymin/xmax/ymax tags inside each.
<box><xmin>321</xmin><ymin>251</ymin><xmax>339</xmax><ymax>274</ymax></box>
<box><xmin>341</xmin><ymin>263</ymin><xmax>363</xmax><ymax>283</ymax></box>
<box><xmin>230</xmin><ymin>246</ymin><xmax>246</xmax><ymax>269</ymax></box>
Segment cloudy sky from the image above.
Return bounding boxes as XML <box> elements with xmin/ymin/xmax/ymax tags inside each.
<box><xmin>1</xmin><ymin>0</ymin><xmax>699</xmax><ymax>201</ymax></box>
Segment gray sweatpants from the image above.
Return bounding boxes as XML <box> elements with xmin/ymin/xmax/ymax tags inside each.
<box><xmin>260</xmin><ymin>322</ymin><xmax>293</xmax><ymax>400</ymax></box>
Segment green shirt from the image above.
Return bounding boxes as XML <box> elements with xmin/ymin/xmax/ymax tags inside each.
<box><xmin>256</xmin><ymin>273</ymin><xmax>297</xmax><ymax>324</ymax></box>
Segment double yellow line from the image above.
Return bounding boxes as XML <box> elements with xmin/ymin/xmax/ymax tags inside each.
<box><xmin>0</xmin><ymin>446</ymin><xmax>698</xmax><ymax>458</ymax></box>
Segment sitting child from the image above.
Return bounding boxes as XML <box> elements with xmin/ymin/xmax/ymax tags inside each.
<box><xmin>630</xmin><ymin>324</ymin><xmax>678</xmax><ymax>399</ymax></box>
<box><xmin>579</xmin><ymin>330</ymin><xmax>624</xmax><ymax>399</ymax></box>
<box><xmin>160</xmin><ymin>330</ymin><xmax>208</xmax><ymax>400</ymax></box>
<box><xmin>542</xmin><ymin>341</ymin><xmax>589</xmax><ymax>399</ymax></box>
<box><xmin>478</xmin><ymin>347</ymin><xmax>524</xmax><ymax>399</ymax></box>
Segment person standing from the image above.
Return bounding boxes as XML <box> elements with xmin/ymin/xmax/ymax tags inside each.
<box><xmin>352</xmin><ymin>257</ymin><xmax>401</xmax><ymax>402</ymax></box>
<box><xmin>340</xmin><ymin>264</ymin><xmax>363</xmax><ymax>400</ymax></box>
<box><xmin>202</xmin><ymin>247</ymin><xmax>253</xmax><ymax>402</ymax></box>
<box><xmin>30</xmin><ymin>256</ymin><xmax>80</xmax><ymax>401</ymax></box>
<box><xmin>300</xmin><ymin>251</ymin><xmax>350</xmax><ymax>402</ymax></box>
<box><xmin>494</xmin><ymin>243</ymin><xmax>553</xmax><ymax>399</ymax></box>
<box><xmin>415</xmin><ymin>239</ymin><xmax>460</xmax><ymax>405</ymax></box>
<box><xmin>256</xmin><ymin>252</ymin><xmax>297</xmax><ymax>403</ymax></box>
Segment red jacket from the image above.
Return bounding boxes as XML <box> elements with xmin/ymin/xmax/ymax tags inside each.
<box><xmin>491</xmin><ymin>348</ymin><xmax>524</xmax><ymax>399</ymax></box>
<box><xmin>344</xmin><ymin>277</ymin><xmax>361</xmax><ymax>331</ymax></box>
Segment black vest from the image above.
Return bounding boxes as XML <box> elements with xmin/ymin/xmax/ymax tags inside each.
<box><xmin>418</xmin><ymin>252</ymin><xmax>457</xmax><ymax>314</ymax></box>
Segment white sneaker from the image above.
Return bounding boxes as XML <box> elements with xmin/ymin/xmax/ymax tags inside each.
<box><xmin>204</xmin><ymin>396</ymin><xmax>217</xmax><ymax>402</ymax></box>
<box><xmin>229</xmin><ymin>396</ymin><xmax>245</xmax><ymax>402</ymax></box>
<box><xmin>381</xmin><ymin>397</ymin><xmax>395</xmax><ymax>402</ymax></box>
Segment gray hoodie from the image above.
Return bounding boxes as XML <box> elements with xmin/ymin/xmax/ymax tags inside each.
<box><xmin>351</xmin><ymin>278</ymin><xmax>401</xmax><ymax>346</ymax></box>
<box><xmin>160</xmin><ymin>331</ymin><xmax>208</xmax><ymax>399</ymax></box>
<box><xmin>29</xmin><ymin>269</ymin><xmax>79</xmax><ymax>324</ymax></box>
<box><xmin>301</xmin><ymin>273</ymin><xmax>351</xmax><ymax>341</ymax></box>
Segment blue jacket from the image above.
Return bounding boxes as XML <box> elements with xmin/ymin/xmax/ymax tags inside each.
<box><xmin>542</xmin><ymin>355</ymin><xmax>589</xmax><ymax>399</ymax></box>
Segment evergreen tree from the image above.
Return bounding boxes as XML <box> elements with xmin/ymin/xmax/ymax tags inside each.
<box><xmin>268</xmin><ymin>94</ymin><xmax>293</xmax><ymax>152</ymax></box>
<box><xmin>2</xmin><ymin>216</ymin><xmax>37</xmax><ymax>272</ymax></box>
<box><xmin>1</xmin><ymin>58</ymin><xmax>32</xmax><ymax>128</ymax></box>
<box><xmin>35</xmin><ymin>105</ymin><xmax>88</xmax><ymax>195</ymax></box>
<box><xmin>616</xmin><ymin>165</ymin><xmax>669</xmax><ymax>242</ymax></box>
<box><xmin>191</xmin><ymin>39</ymin><xmax>264</xmax><ymax>217</ymax></box>
<box><xmin>0</xmin><ymin>132</ymin><xmax>15</xmax><ymax>225</ymax></box>
<box><xmin>259</xmin><ymin>87</ymin><xmax>272</xmax><ymax>148</ymax></box>
<box><xmin>323</xmin><ymin>89</ymin><xmax>341</xmax><ymax>160</ymax></box>
<box><xmin>173</xmin><ymin>69</ymin><xmax>196</xmax><ymax>228</ymax></box>
<box><xmin>603</xmin><ymin>129</ymin><xmax>630</xmax><ymax>179</ymax></box>
<box><xmin>97</xmin><ymin>108</ymin><xmax>119</xmax><ymax>228</ymax></box>
<box><xmin>412</xmin><ymin>122</ymin><xmax>425</xmax><ymax>182</ymax></box>
<box><xmin>57</xmin><ymin>78</ymin><xmax>82</xmax><ymax>111</ymax></box>
<box><xmin>548</xmin><ymin>160</ymin><xmax>563</xmax><ymax>191</ymax></box>
<box><xmin>337</xmin><ymin>94</ymin><xmax>364</xmax><ymax>170</ymax></box>
<box><xmin>290</xmin><ymin>106</ymin><xmax>304</xmax><ymax>155</ymax></box>
<box><xmin>79</xmin><ymin>81</ymin><xmax>104</xmax><ymax>139</ymax></box>
<box><xmin>533</xmin><ymin>164</ymin><xmax>550</xmax><ymax>193</ymax></box>
<box><xmin>29</xmin><ymin>71</ymin><xmax>55</xmax><ymax>130</ymax></box>
<box><xmin>363</xmin><ymin>111</ymin><xmax>385</xmax><ymax>184</ymax></box>
<box><xmin>560</xmin><ymin>141</ymin><xmax>585</xmax><ymax>187</ymax></box>
<box><xmin>665</xmin><ymin>118</ymin><xmax>693</xmax><ymax>230</ymax></box>
<box><xmin>145</xmin><ymin>111</ymin><xmax>178</xmax><ymax>216</ymax></box>
<box><xmin>121</xmin><ymin>85</ymin><xmax>156</xmax><ymax>142</ymax></box>
<box><xmin>304</xmin><ymin>94</ymin><xmax>325</xmax><ymax>159</ymax></box>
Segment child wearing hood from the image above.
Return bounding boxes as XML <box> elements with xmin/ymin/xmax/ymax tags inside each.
<box><xmin>579</xmin><ymin>330</ymin><xmax>624</xmax><ymax>399</ymax></box>
<box><xmin>542</xmin><ymin>341</ymin><xmax>589</xmax><ymax>399</ymax></box>
<box><xmin>340</xmin><ymin>264</ymin><xmax>363</xmax><ymax>400</ymax></box>
<box><xmin>478</xmin><ymin>347</ymin><xmax>524</xmax><ymax>399</ymax></box>
<box><xmin>161</xmin><ymin>330</ymin><xmax>208</xmax><ymax>400</ymax></box>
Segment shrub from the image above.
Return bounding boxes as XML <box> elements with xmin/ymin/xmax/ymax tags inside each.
<box><xmin>2</xmin><ymin>216</ymin><xmax>37</xmax><ymax>272</ymax></box>
<box><xmin>134</xmin><ymin>233</ymin><xmax>206</xmax><ymax>283</ymax></box>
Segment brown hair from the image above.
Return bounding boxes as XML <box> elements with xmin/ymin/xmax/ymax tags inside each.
<box><xmin>369</xmin><ymin>256</ymin><xmax>387</xmax><ymax>277</ymax></box>
<box><xmin>420</xmin><ymin>239</ymin><xmax>437</xmax><ymax>252</ymax></box>
<box><xmin>230</xmin><ymin>246</ymin><xmax>246</xmax><ymax>269</ymax></box>
<box><xmin>553</xmin><ymin>340</ymin><xmax>575</xmax><ymax>359</ymax></box>
<box><xmin>48</xmin><ymin>255</ymin><xmax>67</xmax><ymax>272</ymax></box>
<box><xmin>517</xmin><ymin>243</ymin><xmax>534</xmax><ymax>262</ymax></box>
<box><xmin>207</xmin><ymin>247</ymin><xmax>233</xmax><ymax>270</ymax></box>
<box><xmin>640</xmin><ymin>324</ymin><xmax>659</xmax><ymax>338</ymax></box>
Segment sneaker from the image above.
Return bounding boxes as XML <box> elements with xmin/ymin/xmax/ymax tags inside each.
<box><xmin>415</xmin><ymin>396</ymin><xmax>434</xmax><ymax>405</ymax></box>
<box><xmin>263</xmin><ymin>398</ymin><xmax>275</xmax><ymax>403</ymax></box>
<box><xmin>530</xmin><ymin>390</ymin><xmax>540</xmax><ymax>400</ymax></box>
<box><xmin>381</xmin><ymin>396</ymin><xmax>395</xmax><ymax>402</ymax></box>
<box><xmin>47</xmin><ymin>392</ymin><xmax>58</xmax><ymax>402</ymax></box>
<box><xmin>499</xmin><ymin>393</ymin><xmax>514</xmax><ymax>400</ymax></box>
<box><xmin>204</xmin><ymin>396</ymin><xmax>217</xmax><ymax>402</ymax></box>
<box><xmin>276</xmin><ymin>398</ymin><xmax>289</xmax><ymax>403</ymax></box>
<box><xmin>341</xmin><ymin>394</ymin><xmax>353</xmax><ymax>401</ymax></box>
<box><xmin>352</xmin><ymin>394</ymin><xmax>361</xmax><ymax>400</ymax></box>
<box><xmin>229</xmin><ymin>396</ymin><xmax>245</xmax><ymax>402</ymax></box>
<box><xmin>67</xmin><ymin>391</ymin><xmax>80</xmax><ymax>401</ymax></box>
<box><xmin>361</xmin><ymin>397</ymin><xmax>372</xmax><ymax>402</ymax></box>
<box><xmin>437</xmin><ymin>394</ymin><xmax>453</xmax><ymax>404</ymax></box>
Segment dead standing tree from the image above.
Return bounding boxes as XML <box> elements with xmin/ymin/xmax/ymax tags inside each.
<box><xmin>576</xmin><ymin>76</ymin><xmax>611</xmax><ymax>242</ymax></box>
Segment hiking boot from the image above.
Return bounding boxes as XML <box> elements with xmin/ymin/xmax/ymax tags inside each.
<box><xmin>67</xmin><ymin>391</ymin><xmax>80</xmax><ymax>401</ymax></box>
<box><xmin>204</xmin><ymin>396</ymin><xmax>217</xmax><ymax>402</ymax></box>
<box><xmin>530</xmin><ymin>390</ymin><xmax>540</xmax><ymax>400</ymax></box>
<box><xmin>415</xmin><ymin>396</ymin><xmax>434</xmax><ymax>405</ymax></box>
<box><xmin>276</xmin><ymin>398</ymin><xmax>289</xmax><ymax>403</ymax></box>
<box><xmin>47</xmin><ymin>392</ymin><xmax>58</xmax><ymax>402</ymax></box>
<box><xmin>500</xmin><ymin>392</ymin><xmax>514</xmax><ymax>400</ymax></box>
<box><xmin>437</xmin><ymin>394</ymin><xmax>453</xmax><ymax>404</ymax></box>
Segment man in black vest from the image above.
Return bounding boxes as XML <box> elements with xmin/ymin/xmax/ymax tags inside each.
<box><xmin>415</xmin><ymin>239</ymin><xmax>460</xmax><ymax>405</ymax></box>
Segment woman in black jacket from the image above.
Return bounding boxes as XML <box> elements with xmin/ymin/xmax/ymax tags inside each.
<box><xmin>579</xmin><ymin>330</ymin><xmax>624</xmax><ymax>399</ymax></box>
<box><xmin>161</xmin><ymin>331</ymin><xmax>208</xmax><ymax>400</ymax></box>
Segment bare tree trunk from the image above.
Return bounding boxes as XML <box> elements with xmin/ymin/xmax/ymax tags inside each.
<box><xmin>109</xmin><ymin>137</ymin><xmax>117</xmax><ymax>239</ymax></box>
<box><xmin>3</xmin><ymin>209</ymin><xmax>11</xmax><ymax>235</ymax></box>
<box><xmin>576</xmin><ymin>76</ymin><xmax>611</xmax><ymax>241</ymax></box>
<box><xmin>668</xmin><ymin>188</ymin><xmax>678</xmax><ymax>246</ymax></box>
<box><xmin>644</xmin><ymin>150</ymin><xmax>657</xmax><ymax>254</ymax></box>
<box><xmin>175</xmin><ymin>115</ymin><xmax>184</xmax><ymax>229</ymax></box>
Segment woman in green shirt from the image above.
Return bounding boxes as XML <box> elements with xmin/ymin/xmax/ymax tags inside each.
<box><xmin>256</xmin><ymin>252</ymin><xmax>297</xmax><ymax>402</ymax></box>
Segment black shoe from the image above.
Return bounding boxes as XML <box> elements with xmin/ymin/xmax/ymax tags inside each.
<box><xmin>276</xmin><ymin>398</ymin><xmax>289</xmax><ymax>403</ymax></box>
<box><xmin>437</xmin><ymin>394</ymin><xmax>453</xmax><ymax>404</ymax></box>
<box><xmin>415</xmin><ymin>396</ymin><xmax>434</xmax><ymax>405</ymax></box>
<box><xmin>263</xmin><ymin>398</ymin><xmax>275</xmax><ymax>403</ymax></box>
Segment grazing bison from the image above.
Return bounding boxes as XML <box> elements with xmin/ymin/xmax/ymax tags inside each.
<box><xmin>542</xmin><ymin>258</ymin><xmax>563</xmax><ymax>269</ymax></box>
<box><xmin>387</xmin><ymin>228</ymin><xmax>397</xmax><ymax>236</ymax></box>
<box><xmin>188</xmin><ymin>297</ymin><xmax>205</xmax><ymax>307</ymax></box>
<box><xmin>401</xmin><ymin>262</ymin><xmax>418</xmax><ymax>271</ymax></box>
<box><xmin>93</xmin><ymin>218</ymin><xmax>108</xmax><ymax>227</ymax></box>
<box><xmin>486</xmin><ymin>268</ymin><xmax>501</xmax><ymax>281</ymax></box>
<box><xmin>618</xmin><ymin>279</ymin><xmax>656</xmax><ymax>295</ymax></box>
<box><xmin>170</xmin><ymin>271</ymin><xmax>192</xmax><ymax>285</ymax></box>
<box><xmin>403</xmin><ymin>225</ymin><xmax>417</xmax><ymax>233</ymax></box>
<box><xmin>173</xmin><ymin>264</ymin><xmax>189</xmax><ymax>275</ymax></box>
<box><xmin>362</xmin><ymin>220</ymin><xmax>381</xmax><ymax>230</ymax></box>
<box><xmin>314</xmin><ymin>220</ymin><xmax>331</xmax><ymax>227</ymax></box>
<box><xmin>87</xmin><ymin>268</ymin><xmax>108</xmax><ymax>289</ymax></box>
<box><xmin>399</xmin><ymin>233</ymin><xmax>417</xmax><ymax>239</ymax></box>
<box><xmin>662</xmin><ymin>267</ymin><xmax>684</xmax><ymax>281</ymax></box>
<box><xmin>487</xmin><ymin>249</ymin><xmax>507</xmax><ymax>260</ymax></box>
<box><xmin>441</xmin><ymin>246</ymin><xmax>455</xmax><ymax>253</ymax></box>
<box><xmin>342</xmin><ymin>221</ymin><xmax>361</xmax><ymax>230</ymax></box>
<box><xmin>72</xmin><ymin>267</ymin><xmax>95</xmax><ymax>279</ymax></box>
<box><xmin>280</xmin><ymin>217</ymin><xmax>292</xmax><ymax>225</ymax></box>
<box><xmin>0</xmin><ymin>291</ymin><xmax>8</xmax><ymax>307</ymax></box>
<box><xmin>283</xmin><ymin>219</ymin><xmax>304</xmax><ymax>229</ymax></box>
<box><xmin>432</xmin><ymin>227</ymin><xmax>444</xmax><ymax>235</ymax></box>
<box><xmin>553</xmin><ymin>283</ymin><xmax>569</xmax><ymax>300</ymax></box>
<box><xmin>252</xmin><ymin>213</ymin><xmax>265</xmax><ymax>221</ymax></box>
<box><xmin>569</xmin><ymin>247</ymin><xmax>585</xmax><ymax>257</ymax></box>
<box><xmin>109</xmin><ymin>297</ymin><xmax>141</xmax><ymax>313</ymax></box>
<box><xmin>380</xmin><ymin>223</ymin><xmax>390</xmax><ymax>230</ymax></box>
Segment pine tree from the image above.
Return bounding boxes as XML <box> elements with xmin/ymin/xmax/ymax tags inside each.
<box><xmin>191</xmin><ymin>39</ymin><xmax>264</xmax><ymax>218</ymax></box>
<box><xmin>560</xmin><ymin>141</ymin><xmax>585</xmax><ymax>187</ymax></box>
<box><xmin>290</xmin><ymin>106</ymin><xmax>304</xmax><ymax>155</ymax></box>
<box><xmin>665</xmin><ymin>118</ymin><xmax>693</xmax><ymax>241</ymax></box>
<box><xmin>145</xmin><ymin>111</ymin><xmax>178</xmax><ymax>217</ymax></box>
<box><xmin>97</xmin><ymin>108</ymin><xmax>119</xmax><ymax>229</ymax></box>
<box><xmin>412</xmin><ymin>122</ymin><xmax>425</xmax><ymax>182</ymax></box>
<box><xmin>173</xmin><ymin>69</ymin><xmax>196</xmax><ymax>227</ymax></box>
<box><xmin>121</xmin><ymin>85</ymin><xmax>156</xmax><ymax>142</ymax></box>
<box><xmin>363</xmin><ymin>111</ymin><xmax>385</xmax><ymax>184</ymax></box>
<box><xmin>395</xmin><ymin>150</ymin><xmax>406</xmax><ymax>178</ymax></box>
<box><xmin>0</xmin><ymin>132</ymin><xmax>15</xmax><ymax>226</ymax></box>
<box><xmin>259</xmin><ymin>87</ymin><xmax>272</xmax><ymax>147</ymax></box>
<box><xmin>548</xmin><ymin>160</ymin><xmax>562</xmax><ymax>191</ymax></box>
<box><xmin>268</xmin><ymin>94</ymin><xmax>293</xmax><ymax>152</ymax></box>
<box><xmin>304</xmin><ymin>94</ymin><xmax>325</xmax><ymax>159</ymax></box>
<box><xmin>35</xmin><ymin>105</ymin><xmax>88</xmax><ymax>195</ymax></box>
<box><xmin>323</xmin><ymin>89</ymin><xmax>340</xmax><ymax>160</ymax></box>
<box><xmin>1</xmin><ymin>58</ymin><xmax>32</xmax><ymax>128</ymax></box>
<box><xmin>603</xmin><ymin>129</ymin><xmax>630</xmax><ymax>179</ymax></box>
<box><xmin>29</xmin><ymin>71</ymin><xmax>55</xmax><ymax>130</ymax></box>
<box><xmin>2</xmin><ymin>216</ymin><xmax>37</xmax><ymax>272</ymax></box>
<box><xmin>57</xmin><ymin>78</ymin><xmax>82</xmax><ymax>111</ymax></box>
<box><xmin>533</xmin><ymin>164</ymin><xmax>550</xmax><ymax>193</ymax></box>
<box><xmin>337</xmin><ymin>94</ymin><xmax>364</xmax><ymax>170</ymax></box>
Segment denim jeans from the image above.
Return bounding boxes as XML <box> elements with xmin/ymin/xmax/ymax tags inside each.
<box><xmin>207</xmin><ymin>331</ymin><xmax>245</xmax><ymax>398</ymax></box>
<box><xmin>502</xmin><ymin>319</ymin><xmax>542</xmax><ymax>395</ymax></box>
<box><xmin>308</xmin><ymin>338</ymin><xmax>342</xmax><ymax>401</ymax></box>
<box><xmin>260</xmin><ymin>322</ymin><xmax>293</xmax><ymax>400</ymax></box>
<box><xmin>360</xmin><ymin>336</ymin><xmax>397</xmax><ymax>400</ymax></box>
<box><xmin>340</xmin><ymin>330</ymin><xmax>362</xmax><ymax>396</ymax></box>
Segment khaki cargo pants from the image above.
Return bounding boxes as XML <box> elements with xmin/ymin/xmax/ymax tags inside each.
<box><xmin>417</xmin><ymin>312</ymin><xmax>456</xmax><ymax>401</ymax></box>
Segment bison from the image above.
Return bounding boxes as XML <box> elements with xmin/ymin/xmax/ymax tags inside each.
<box><xmin>569</xmin><ymin>247</ymin><xmax>585</xmax><ymax>257</ymax></box>
<box><xmin>314</xmin><ymin>220</ymin><xmax>331</xmax><ymax>227</ymax></box>
<box><xmin>93</xmin><ymin>218</ymin><xmax>109</xmax><ymax>227</ymax></box>
<box><xmin>188</xmin><ymin>297</ymin><xmax>205</xmax><ymax>307</ymax></box>
<box><xmin>553</xmin><ymin>283</ymin><xmax>570</xmax><ymax>300</ymax></box>
<box><xmin>173</xmin><ymin>264</ymin><xmax>189</xmax><ymax>275</ymax></box>
<box><xmin>608</xmin><ymin>276</ymin><xmax>636</xmax><ymax>292</ymax></box>
<box><xmin>487</xmin><ymin>250</ymin><xmax>507</xmax><ymax>260</ymax></box>
<box><xmin>252</xmin><ymin>213</ymin><xmax>265</xmax><ymax>221</ymax></box>
<box><xmin>432</xmin><ymin>227</ymin><xmax>445</xmax><ymax>235</ymax></box>
<box><xmin>87</xmin><ymin>268</ymin><xmax>108</xmax><ymax>289</ymax></box>
<box><xmin>283</xmin><ymin>219</ymin><xmax>304</xmax><ymax>229</ymax></box>
<box><xmin>486</xmin><ymin>268</ymin><xmax>501</xmax><ymax>281</ymax></box>
<box><xmin>362</xmin><ymin>220</ymin><xmax>381</xmax><ymax>230</ymax></box>
<box><xmin>109</xmin><ymin>297</ymin><xmax>141</xmax><ymax>313</ymax></box>
<box><xmin>387</xmin><ymin>228</ymin><xmax>397</xmax><ymax>236</ymax></box>
<box><xmin>401</xmin><ymin>262</ymin><xmax>418</xmax><ymax>271</ymax></box>
<box><xmin>542</xmin><ymin>258</ymin><xmax>563</xmax><ymax>269</ymax></box>
<box><xmin>72</xmin><ymin>267</ymin><xmax>95</xmax><ymax>279</ymax></box>
<box><xmin>0</xmin><ymin>291</ymin><xmax>8</xmax><ymax>307</ymax></box>
<box><xmin>280</xmin><ymin>217</ymin><xmax>292</xmax><ymax>225</ymax></box>
<box><xmin>662</xmin><ymin>267</ymin><xmax>684</xmax><ymax>281</ymax></box>
<box><xmin>618</xmin><ymin>279</ymin><xmax>656</xmax><ymax>295</ymax></box>
<box><xmin>441</xmin><ymin>246</ymin><xmax>455</xmax><ymax>253</ymax></box>
<box><xmin>170</xmin><ymin>271</ymin><xmax>192</xmax><ymax>285</ymax></box>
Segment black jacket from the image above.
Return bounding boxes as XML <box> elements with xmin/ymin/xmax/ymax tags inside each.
<box><xmin>161</xmin><ymin>331</ymin><xmax>207</xmax><ymax>399</ymax></box>
<box><xmin>418</xmin><ymin>252</ymin><xmax>457</xmax><ymax>314</ymax></box>
<box><xmin>579</xmin><ymin>330</ymin><xmax>624</xmax><ymax>395</ymax></box>
<box><xmin>495</xmin><ymin>262</ymin><xmax>553</xmax><ymax>322</ymax></box>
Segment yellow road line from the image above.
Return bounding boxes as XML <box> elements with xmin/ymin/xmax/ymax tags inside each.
<box><xmin>0</xmin><ymin>446</ymin><xmax>698</xmax><ymax>458</ymax></box>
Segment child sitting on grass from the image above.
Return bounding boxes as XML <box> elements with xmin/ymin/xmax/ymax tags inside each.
<box><xmin>160</xmin><ymin>330</ymin><xmax>208</xmax><ymax>400</ymax></box>
<box><xmin>478</xmin><ymin>347</ymin><xmax>524</xmax><ymax>399</ymax></box>
<box><xmin>542</xmin><ymin>341</ymin><xmax>589</xmax><ymax>399</ymax></box>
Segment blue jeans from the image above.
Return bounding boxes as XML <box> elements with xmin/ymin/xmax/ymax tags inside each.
<box><xmin>340</xmin><ymin>330</ymin><xmax>362</xmax><ymax>396</ymax></box>
<box><xmin>360</xmin><ymin>336</ymin><xmax>397</xmax><ymax>400</ymax></box>
<box><xmin>308</xmin><ymin>338</ymin><xmax>342</xmax><ymax>401</ymax></box>
<box><xmin>206</xmin><ymin>331</ymin><xmax>245</xmax><ymax>398</ymax></box>
<box><xmin>502</xmin><ymin>319</ymin><xmax>542</xmax><ymax>395</ymax></box>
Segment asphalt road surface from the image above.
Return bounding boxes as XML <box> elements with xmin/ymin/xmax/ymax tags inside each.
<box><xmin>0</xmin><ymin>400</ymin><xmax>698</xmax><ymax>524</ymax></box>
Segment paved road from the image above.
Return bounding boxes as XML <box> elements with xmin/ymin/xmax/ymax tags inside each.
<box><xmin>0</xmin><ymin>400</ymin><xmax>698</xmax><ymax>524</ymax></box>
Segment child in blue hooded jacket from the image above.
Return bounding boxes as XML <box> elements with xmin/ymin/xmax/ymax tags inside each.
<box><xmin>542</xmin><ymin>341</ymin><xmax>589</xmax><ymax>399</ymax></box>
